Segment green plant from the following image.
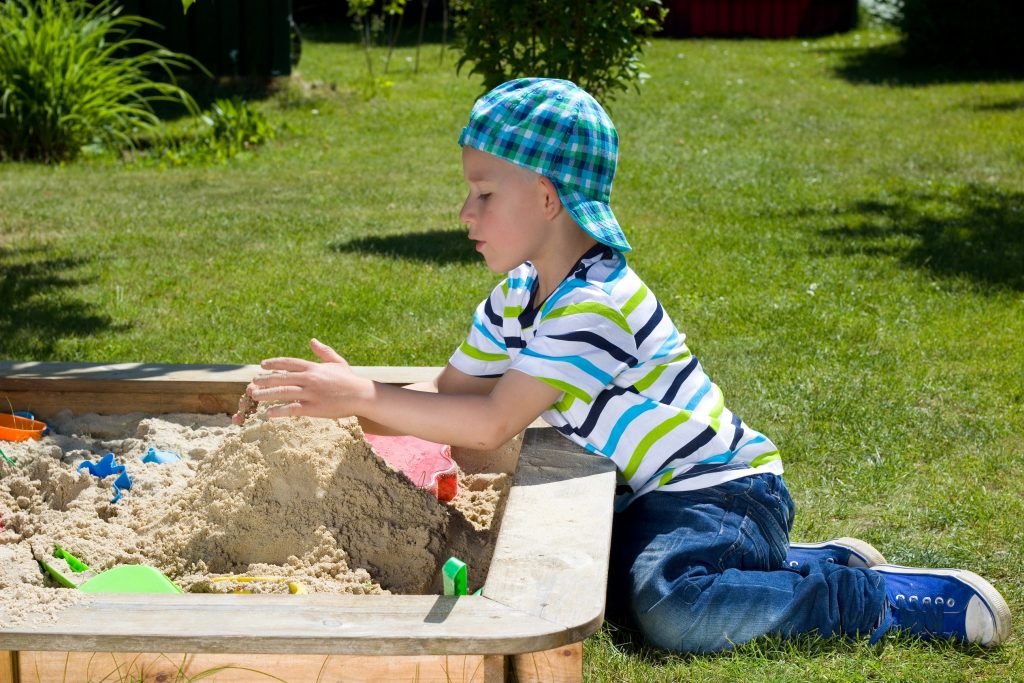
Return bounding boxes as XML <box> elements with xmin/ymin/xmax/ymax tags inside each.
<box><xmin>0</xmin><ymin>0</ymin><xmax>201</xmax><ymax>163</ymax></box>
<box><xmin>143</xmin><ymin>97</ymin><xmax>276</xmax><ymax>166</ymax></box>
<box><xmin>451</xmin><ymin>0</ymin><xmax>666</xmax><ymax>103</ymax></box>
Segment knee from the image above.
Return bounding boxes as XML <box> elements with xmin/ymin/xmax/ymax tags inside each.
<box><xmin>634</xmin><ymin>594</ymin><xmax>732</xmax><ymax>653</ymax></box>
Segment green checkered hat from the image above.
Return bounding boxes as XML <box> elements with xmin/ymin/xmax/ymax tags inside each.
<box><xmin>459</xmin><ymin>78</ymin><xmax>630</xmax><ymax>252</ymax></box>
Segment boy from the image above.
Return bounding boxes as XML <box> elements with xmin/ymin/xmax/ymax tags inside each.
<box><xmin>239</xmin><ymin>78</ymin><xmax>1011</xmax><ymax>652</ymax></box>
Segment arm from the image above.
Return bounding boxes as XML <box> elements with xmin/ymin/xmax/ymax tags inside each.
<box><xmin>357</xmin><ymin>364</ymin><xmax>499</xmax><ymax>435</ymax></box>
<box><xmin>247</xmin><ymin>339</ymin><xmax>557</xmax><ymax>449</ymax></box>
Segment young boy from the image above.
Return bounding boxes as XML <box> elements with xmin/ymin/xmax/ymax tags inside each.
<box><xmin>239</xmin><ymin>78</ymin><xmax>1011</xmax><ymax>652</ymax></box>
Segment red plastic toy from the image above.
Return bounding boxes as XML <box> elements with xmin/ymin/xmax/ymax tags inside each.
<box><xmin>364</xmin><ymin>434</ymin><xmax>459</xmax><ymax>502</ymax></box>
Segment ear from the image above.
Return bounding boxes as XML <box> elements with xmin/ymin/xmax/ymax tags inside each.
<box><xmin>537</xmin><ymin>176</ymin><xmax>563</xmax><ymax>220</ymax></box>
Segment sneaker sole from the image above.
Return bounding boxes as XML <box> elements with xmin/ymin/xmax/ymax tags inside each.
<box><xmin>789</xmin><ymin>537</ymin><xmax>888</xmax><ymax>567</ymax></box>
<box><xmin>874</xmin><ymin>564</ymin><xmax>1012</xmax><ymax>647</ymax></box>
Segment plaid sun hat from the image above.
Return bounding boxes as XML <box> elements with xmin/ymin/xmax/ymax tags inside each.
<box><xmin>458</xmin><ymin>78</ymin><xmax>631</xmax><ymax>252</ymax></box>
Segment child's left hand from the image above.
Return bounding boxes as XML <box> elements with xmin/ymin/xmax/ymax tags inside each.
<box><xmin>244</xmin><ymin>338</ymin><xmax>371</xmax><ymax>420</ymax></box>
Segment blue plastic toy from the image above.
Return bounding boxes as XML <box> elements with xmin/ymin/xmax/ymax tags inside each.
<box><xmin>77</xmin><ymin>452</ymin><xmax>132</xmax><ymax>503</ymax></box>
<box><xmin>142</xmin><ymin>447</ymin><xmax>180</xmax><ymax>465</ymax></box>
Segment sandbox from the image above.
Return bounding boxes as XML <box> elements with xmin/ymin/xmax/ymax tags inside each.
<box><xmin>0</xmin><ymin>361</ymin><xmax>616</xmax><ymax>683</ymax></box>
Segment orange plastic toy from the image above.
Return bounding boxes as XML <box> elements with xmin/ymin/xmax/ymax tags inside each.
<box><xmin>0</xmin><ymin>413</ymin><xmax>46</xmax><ymax>442</ymax></box>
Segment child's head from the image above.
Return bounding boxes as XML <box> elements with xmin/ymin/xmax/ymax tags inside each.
<box><xmin>458</xmin><ymin>78</ymin><xmax>631</xmax><ymax>253</ymax></box>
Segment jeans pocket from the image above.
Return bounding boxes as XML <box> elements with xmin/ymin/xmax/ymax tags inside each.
<box><xmin>734</xmin><ymin>477</ymin><xmax>791</xmax><ymax>570</ymax></box>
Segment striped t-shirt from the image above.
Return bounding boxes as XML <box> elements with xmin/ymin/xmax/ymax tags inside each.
<box><xmin>449</xmin><ymin>245</ymin><xmax>783</xmax><ymax>504</ymax></box>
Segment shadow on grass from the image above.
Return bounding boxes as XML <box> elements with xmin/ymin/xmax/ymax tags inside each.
<box><xmin>808</xmin><ymin>184</ymin><xmax>1024</xmax><ymax>291</ymax></box>
<box><xmin>330</xmin><ymin>229</ymin><xmax>476</xmax><ymax>265</ymax></box>
<box><xmin>0</xmin><ymin>246</ymin><xmax>120</xmax><ymax>358</ymax></box>
<box><xmin>824</xmin><ymin>44</ymin><xmax>1024</xmax><ymax>87</ymax></box>
<box><xmin>972</xmin><ymin>99</ymin><xmax>1024</xmax><ymax>112</ymax></box>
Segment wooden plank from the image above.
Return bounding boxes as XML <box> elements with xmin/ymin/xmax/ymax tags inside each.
<box><xmin>0</xmin><ymin>594</ymin><xmax>563</xmax><ymax>656</ymax></box>
<box><xmin>0</xmin><ymin>651</ymin><xmax>15</xmax><ymax>683</ymax></box>
<box><xmin>483</xmin><ymin>430</ymin><xmax>617</xmax><ymax>644</ymax></box>
<box><xmin>18</xmin><ymin>650</ymin><xmax>506</xmax><ymax>683</ymax></box>
<box><xmin>0</xmin><ymin>361</ymin><xmax>440</xmax><ymax>421</ymax></box>
<box><xmin>0</xmin><ymin>360</ymin><xmax>438</xmax><ymax>385</ymax></box>
<box><xmin>513</xmin><ymin>643</ymin><xmax>583</xmax><ymax>683</ymax></box>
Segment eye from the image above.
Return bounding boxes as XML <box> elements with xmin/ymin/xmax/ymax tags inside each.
<box><xmin>478</xmin><ymin>192</ymin><xmax>491</xmax><ymax>201</ymax></box>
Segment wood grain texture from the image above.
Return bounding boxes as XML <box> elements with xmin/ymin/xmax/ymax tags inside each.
<box><xmin>513</xmin><ymin>643</ymin><xmax>583</xmax><ymax>683</ymax></box>
<box><xmin>0</xmin><ymin>361</ymin><xmax>440</xmax><ymax>421</ymax></box>
<box><xmin>0</xmin><ymin>652</ymin><xmax>15</xmax><ymax>683</ymax></box>
<box><xmin>484</xmin><ymin>432</ymin><xmax>617</xmax><ymax>644</ymax></box>
<box><xmin>18</xmin><ymin>650</ymin><xmax>508</xmax><ymax>683</ymax></box>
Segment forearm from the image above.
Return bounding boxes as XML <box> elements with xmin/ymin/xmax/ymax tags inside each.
<box><xmin>357</xmin><ymin>379</ymin><xmax>438</xmax><ymax>436</ymax></box>
<box><xmin>356</xmin><ymin>381</ymin><xmax>514</xmax><ymax>449</ymax></box>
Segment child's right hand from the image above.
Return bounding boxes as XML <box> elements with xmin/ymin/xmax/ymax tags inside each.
<box><xmin>242</xmin><ymin>338</ymin><xmax>373</xmax><ymax>421</ymax></box>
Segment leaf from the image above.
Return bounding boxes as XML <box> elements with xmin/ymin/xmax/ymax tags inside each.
<box><xmin>182</xmin><ymin>0</ymin><xmax>197</xmax><ymax>13</ymax></box>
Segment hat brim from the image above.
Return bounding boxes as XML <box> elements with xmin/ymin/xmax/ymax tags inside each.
<box><xmin>554</xmin><ymin>187</ymin><xmax>631</xmax><ymax>252</ymax></box>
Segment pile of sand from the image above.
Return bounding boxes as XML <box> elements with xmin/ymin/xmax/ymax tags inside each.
<box><xmin>0</xmin><ymin>409</ymin><xmax>510</xmax><ymax>626</ymax></box>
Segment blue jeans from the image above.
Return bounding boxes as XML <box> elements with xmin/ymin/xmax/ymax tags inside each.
<box><xmin>607</xmin><ymin>474</ymin><xmax>887</xmax><ymax>653</ymax></box>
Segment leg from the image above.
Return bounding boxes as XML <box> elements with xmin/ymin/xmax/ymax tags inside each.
<box><xmin>609</xmin><ymin>474</ymin><xmax>887</xmax><ymax>653</ymax></box>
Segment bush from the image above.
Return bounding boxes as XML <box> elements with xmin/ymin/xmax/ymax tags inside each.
<box><xmin>451</xmin><ymin>0</ymin><xmax>666</xmax><ymax>103</ymax></box>
<box><xmin>0</xmin><ymin>0</ymin><xmax>200</xmax><ymax>163</ymax></box>
<box><xmin>870</xmin><ymin>0</ymin><xmax>1024</xmax><ymax>69</ymax></box>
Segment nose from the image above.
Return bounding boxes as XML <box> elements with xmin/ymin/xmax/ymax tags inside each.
<box><xmin>459</xmin><ymin>193</ymin><xmax>475</xmax><ymax>228</ymax></box>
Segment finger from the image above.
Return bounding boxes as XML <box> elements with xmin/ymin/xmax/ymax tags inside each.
<box><xmin>310</xmin><ymin>338</ymin><xmax>345</xmax><ymax>364</ymax></box>
<box><xmin>250</xmin><ymin>385</ymin><xmax>305</xmax><ymax>402</ymax></box>
<box><xmin>264</xmin><ymin>402</ymin><xmax>304</xmax><ymax>419</ymax></box>
<box><xmin>252</xmin><ymin>372</ymin><xmax>302</xmax><ymax>388</ymax></box>
<box><xmin>261</xmin><ymin>357</ymin><xmax>314</xmax><ymax>372</ymax></box>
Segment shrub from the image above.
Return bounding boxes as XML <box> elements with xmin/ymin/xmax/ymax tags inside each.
<box><xmin>138</xmin><ymin>98</ymin><xmax>277</xmax><ymax>166</ymax></box>
<box><xmin>0</xmin><ymin>0</ymin><xmax>200</xmax><ymax>163</ymax></box>
<box><xmin>869</xmin><ymin>0</ymin><xmax>1024</xmax><ymax>69</ymax></box>
<box><xmin>451</xmin><ymin>0</ymin><xmax>666</xmax><ymax>103</ymax></box>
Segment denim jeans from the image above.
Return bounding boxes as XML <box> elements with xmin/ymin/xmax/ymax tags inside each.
<box><xmin>607</xmin><ymin>474</ymin><xmax>887</xmax><ymax>653</ymax></box>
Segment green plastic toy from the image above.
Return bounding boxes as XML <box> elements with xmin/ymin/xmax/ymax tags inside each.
<box><xmin>38</xmin><ymin>545</ymin><xmax>182</xmax><ymax>594</ymax></box>
<box><xmin>442</xmin><ymin>557</ymin><xmax>467</xmax><ymax>596</ymax></box>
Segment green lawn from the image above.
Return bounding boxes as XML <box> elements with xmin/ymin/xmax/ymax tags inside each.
<box><xmin>2</xmin><ymin>22</ymin><xmax>1023</xmax><ymax>682</ymax></box>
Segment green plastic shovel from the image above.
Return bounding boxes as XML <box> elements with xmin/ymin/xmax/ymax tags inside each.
<box><xmin>38</xmin><ymin>545</ymin><xmax>182</xmax><ymax>594</ymax></box>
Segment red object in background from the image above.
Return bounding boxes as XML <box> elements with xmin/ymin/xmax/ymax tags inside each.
<box><xmin>662</xmin><ymin>0</ymin><xmax>858</xmax><ymax>39</ymax></box>
<box><xmin>365</xmin><ymin>434</ymin><xmax>460</xmax><ymax>502</ymax></box>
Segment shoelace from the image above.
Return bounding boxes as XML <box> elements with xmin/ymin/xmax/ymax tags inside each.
<box><xmin>870</xmin><ymin>592</ymin><xmax>952</xmax><ymax>643</ymax></box>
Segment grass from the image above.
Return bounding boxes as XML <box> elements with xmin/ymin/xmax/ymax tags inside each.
<box><xmin>2</xmin><ymin>21</ymin><xmax>1023</xmax><ymax>681</ymax></box>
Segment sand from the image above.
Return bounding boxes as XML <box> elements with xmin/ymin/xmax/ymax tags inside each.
<box><xmin>0</xmin><ymin>408</ymin><xmax>511</xmax><ymax>626</ymax></box>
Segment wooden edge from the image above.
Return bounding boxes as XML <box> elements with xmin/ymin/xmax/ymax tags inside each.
<box><xmin>485</xmin><ymin>434</ymin><xmax>617</xmax><ymax>643</ymax></box>
<box><xmin>0</xmin><ymin>595</ymin><xmax>568</xmax><ymax>656</ymax></box>
<box><xmin>0</xmin><ymin>361</ymin><xmax>441</xmax><ymax>421</ymax></box>
<box><xmin>0</xmin><ymin>361</ymin><xmax>439</xmax><ymax>386</ymax></box>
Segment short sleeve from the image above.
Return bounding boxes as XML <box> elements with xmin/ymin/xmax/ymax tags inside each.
<box><xmin>449</xmin><ymin>284</ymin><xmax>511</xmax><ymax>378</ymax></box>
<box><xmin>508</xmin><ymin>287</ymin><xmax>637</xmax><ymax>406</ymax></box>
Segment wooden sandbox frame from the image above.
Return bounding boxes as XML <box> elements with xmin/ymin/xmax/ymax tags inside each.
<box><xmin>0</xmin><ymin>361</ymin><xmax>617</xmax><ymax>683</ymax></box>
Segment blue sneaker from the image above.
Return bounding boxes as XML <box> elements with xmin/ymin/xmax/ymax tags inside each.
<box><xmin>873</xmin><ymin>565</ymin><xmax>1012</xmax><ymax>647</ymax></box>
<box><xmin>785</xmin><ymin>537</ymin><xmax>887</xmax><ymax>571</ymax></box>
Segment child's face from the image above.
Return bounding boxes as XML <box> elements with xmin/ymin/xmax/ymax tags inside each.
<box><xmin>460</xmin><ymin>146</ymin><xmax>551</xmax><ymax>273</ymax></box>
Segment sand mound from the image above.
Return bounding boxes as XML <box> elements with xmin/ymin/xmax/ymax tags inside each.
<box><xmin>0</xmin><ymin>409</ymin><xmax>511</xmax><ymax>625</ymax></box>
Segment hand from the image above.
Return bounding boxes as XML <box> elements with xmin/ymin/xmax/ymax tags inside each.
<box><xmin>245</xmin><ymin>338</ymin><xmax>372</xmax><ymax>420</ymax></box>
